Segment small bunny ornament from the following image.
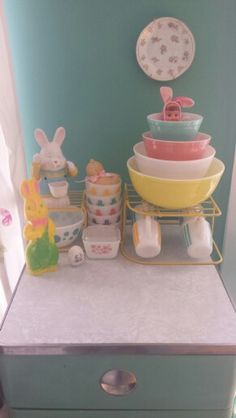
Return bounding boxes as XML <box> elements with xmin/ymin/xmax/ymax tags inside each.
<box><xmin>31</xmin><ymin>127</ymin><xmax>78</xmax><ymax>208</ymax></box>
<box><xmin>160</xmin><ymin>86</ymin><xmax>194</xmax><ymax>121</ymax></box>
<box><xmin>20</xmin><ymin>178</ymin><xmax>59</xmax><ymax>275</ymax></box>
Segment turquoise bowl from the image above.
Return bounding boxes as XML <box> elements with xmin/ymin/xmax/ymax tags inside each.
<box><xmin>147</xmin><ymin>113</ymin><xmax>203</xmax><ymax>141</ymax></box>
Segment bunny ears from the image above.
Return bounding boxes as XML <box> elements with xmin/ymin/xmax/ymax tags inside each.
<box><xmin>34</xmin><ymin>127</ymin><xmax>66</xmax><ymax>148</ymax></box>
<box><xmin>160</xmin><ymin>87</ymin><xmax>194</xmax><ymax>121</ymax></box>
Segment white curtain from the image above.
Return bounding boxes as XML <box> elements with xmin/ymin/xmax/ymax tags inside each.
<box><xmin>0</xmin><ymin>2</ymin><xmax>26</xmax><ymax>319</ymax></box>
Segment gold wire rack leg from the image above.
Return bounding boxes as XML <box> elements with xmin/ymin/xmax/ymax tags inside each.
<box><xmin>124</xmin><ymin>184</ymin><xmax>222</xmax><ymax>218</ymax></box>
<box><xmin>120</xmin><ymin>184</ymin><xmax>223</xmax><ymax>266</ymax></box>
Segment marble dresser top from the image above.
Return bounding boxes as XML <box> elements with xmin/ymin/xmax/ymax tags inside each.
<box><xmin>0</xmin><ymin>249</ymin><xmax>236</xmax><ymax>354</ymax></box>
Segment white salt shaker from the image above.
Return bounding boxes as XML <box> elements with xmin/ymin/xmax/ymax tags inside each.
<box><xmin>182</xmin><ymin>216</ymin><xmax>213</xmax><ymax>259</ymax></box>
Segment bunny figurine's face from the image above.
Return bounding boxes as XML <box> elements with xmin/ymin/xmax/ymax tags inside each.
<box><xmin>40</xmin><ymin>142</ymin><xmax>66</xmax><ymax>171</ymax></box>
<box><xmin>25</xmin><ymin>197</ymin><xmax>48</xmax><ymax>222</ymax></box>
<box><xmin>20</xmin><ymin>179</ymin><xmax>48</xmax><ymax>222</ymax></box>
<box><xmin>34</xmin><ymin>127</ymin><xmax>67</xmax><ymax>172</ymax></box>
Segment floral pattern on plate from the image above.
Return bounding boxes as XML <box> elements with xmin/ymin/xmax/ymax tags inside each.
<box><xmin>136</xmin><ymin>17</ymin><xmax>195</xmax><ymax>81</ymax></box>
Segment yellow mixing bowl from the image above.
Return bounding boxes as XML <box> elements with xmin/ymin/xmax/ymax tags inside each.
<box><xmin>127</xmin><ymin>156</ymin><xmax>225</xmax><ymax>209</ymax></box>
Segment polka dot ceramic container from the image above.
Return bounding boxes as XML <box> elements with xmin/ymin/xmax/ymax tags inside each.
<box><xmin>49</xmin><ymin>210</ymin><xmax>85</xmax><ymax>248</ymax></box>
<box><xmin>88</xmin><ymin>211</ymin><xmax>121</xmax><ymax>226</ymax></box>
<box><xmin>85</xmin><ymin>192</ymin><xmax>121</xmax><ymax>206</ymax></box>
<box><xmin>86</xmin><ymin>201</ymin><xmax>121</xmax><ymax>216</ymax></box>
<box><xmin>85</xmin><ymin>179</ymin><xmax>121</xmax><ymax>196</ymax></box>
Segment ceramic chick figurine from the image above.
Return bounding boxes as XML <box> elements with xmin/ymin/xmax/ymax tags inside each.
<box><xmin>85</xmin><ymin>159</ymin><xmax>120</xmax><ymax>185</ymax></box>
<box><xmin>20</xmin><ymin>178</ymin><xmax>59</xmax><ymax>276</ymax></box>
<box><xmin>31</xmin><ymin>127</ymin><xmax>78</xmax><ymax>208</ymax></box>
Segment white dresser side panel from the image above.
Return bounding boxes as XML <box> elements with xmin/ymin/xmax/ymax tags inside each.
<box><xmin>221</xmin><ymin>145</ymin><xmax>236</xmax><ymax>308</ymax></box>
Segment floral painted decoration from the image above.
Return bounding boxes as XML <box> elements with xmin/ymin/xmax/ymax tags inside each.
<box><xmin>0</xmin><ymin>208</ymin><xmax>12</xmax><ymax>226</ymax></box>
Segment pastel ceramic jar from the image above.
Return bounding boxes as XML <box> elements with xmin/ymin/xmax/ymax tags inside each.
<box><xmin>85</xmin><ymin>179</ymin><xmax>121</xmax><ymax>197</ymax></box>
<box><xmin>88</xmin><ymin>211</ymin><xmax>121</xmax><ymax>226</ymax></box>
<box><xmin>85</xmin><ymin>192</ymin><xmax>121</xmax><ymax>206</ymax></box>
<box><xmin>86</xmin><ymin>201</ymin><xmax>121</xmax><ymax>216</ymax></box>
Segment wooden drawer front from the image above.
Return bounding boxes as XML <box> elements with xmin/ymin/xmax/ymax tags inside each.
<box><xmin>1</xmin><ymin>355</ymin><xmax>236</xmax><ymax>410</ymax></box>
<box><xmin>9</xmin><ymin>409</ymin><xmax>233</xmax><ymax>418</ymax></box>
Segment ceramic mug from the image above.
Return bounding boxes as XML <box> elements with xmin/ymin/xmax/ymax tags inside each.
<box><xmin>132</xmin><ymin>215</ymin><xmax>161</xmax><ymax>258</ymax></box>
<box><xmin>182</xmin><ymin>217</ymin><xmax>213</xmax><ymax>259</ymax></box>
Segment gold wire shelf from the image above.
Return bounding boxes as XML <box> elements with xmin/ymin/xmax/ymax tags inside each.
<box><xmin>120</xmin><ymin>184</ymin><xmax>223</xmax><ymax>266</ymax></box>
<box><xmin>43</xmin><ymin>189</ymin><xmax>85</xmax><ymax>212</ymax></box>
<box><xmin>124</xmin><ymin>184</ymin><xmax>221</xmax><ymax>218</ymax></box>
<box><xmin>44</xmin><ymin>183</ymin><xmax>223</xmax><ymax>265</ymax></box>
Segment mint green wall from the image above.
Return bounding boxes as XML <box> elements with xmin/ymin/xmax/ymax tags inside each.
<box><xmin>3</xmin><ymin>0</ymin><xmax>236</xmax><ymax>249</ymax></box>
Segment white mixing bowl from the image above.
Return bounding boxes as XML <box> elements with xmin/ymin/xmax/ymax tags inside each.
<box><xmin>133</xmin><ymin>142</ymin><xmax>216</xmax><ymax>179</ymax></box>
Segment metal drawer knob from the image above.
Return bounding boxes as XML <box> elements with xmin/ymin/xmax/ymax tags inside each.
<box><xmin>100</xmin><ymin>369</ymin><xmax>137</xmax><ymax>396</ymax></box>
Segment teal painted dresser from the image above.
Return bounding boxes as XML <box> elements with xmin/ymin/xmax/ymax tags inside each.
<box><xmin>0</xmin><ymin>255</ymin><xmax>236</xmax><ymax>418</ymax></box>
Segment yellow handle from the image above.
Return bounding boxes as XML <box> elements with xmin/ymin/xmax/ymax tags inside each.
<box><xmin>132</xmin><ymin>222</ymin><xmax>140</xmax><ymax>247</ymax></box>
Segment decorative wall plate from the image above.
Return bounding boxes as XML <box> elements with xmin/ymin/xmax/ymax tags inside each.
<box><xmin>136</xmin><ymin>17</ymin><xmax>195</xmax><ymax>81</ymax></box>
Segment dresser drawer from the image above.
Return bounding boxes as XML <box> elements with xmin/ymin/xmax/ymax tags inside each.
<box><xmin>9</xmin><ymin>409</ymin><xmax>233</xmax><ymax>418</ymax></box>
<box><xmin>1</xmin><ymin>354</ymin><xmax>236</xmax><ymax>411</ymax></box>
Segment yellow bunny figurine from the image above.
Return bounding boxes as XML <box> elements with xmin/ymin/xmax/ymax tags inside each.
<box><xmin>20</xmin><ymin>179</ymin><xmax>59</xmax><ymax>275</ymax></box>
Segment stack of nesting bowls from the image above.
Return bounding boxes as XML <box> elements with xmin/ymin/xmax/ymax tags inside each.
<box><xmin>85</xmin><ymin>179</ymin><xmax>122</xmax><ymax>226</ymax></box>
<box><xmin>127</xmin><ymin>112</ymin><xmax>225</xmax><ymax>209</ymax></box>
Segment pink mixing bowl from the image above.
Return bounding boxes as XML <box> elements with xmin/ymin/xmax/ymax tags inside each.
<box><xmin>143</xmin><ymin>131</ymin><xmax>211</xmax><ymax>161</ymax></box>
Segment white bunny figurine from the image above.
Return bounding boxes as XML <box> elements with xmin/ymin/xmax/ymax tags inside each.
<box><xmin>31</xmin><ymin>127</ymin><xmax>78</xmax><ymax>207</ymax></box>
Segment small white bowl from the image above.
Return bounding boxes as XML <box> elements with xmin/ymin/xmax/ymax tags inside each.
<box><xmin>49</xmin><ymin>181</ymin><xmax>69</xmax><ymax>198</ymax></box>
<box><xmin>86</xmin><ymin>201</ymin><xmax>121</xmax><ymax>216</ymax></box>
<box><xmin>82</xmin><ymin>225</ymin><xmax>121</xmax><ymax>259</ymax></box>
<box><xmin>86</xmin><ymin>192</ymin><xmax>121</xmax><ymax>206</ymax></box>
<box><xmin>49</xmin><ymin>210</ymin><xmax>85</xmax><ymax>248</ymax></box>
<box><xmin>85</xmin><ymin>179</ymin><xmax>121</xmax><ymax>197</ymax></box>
<box><xmin>134</xmin><ymin>142</ymin><xmax>216</xmax><ymax>179</ymax></box>
<box><xmin>88</xmin><ymin>210</ymin><xmax>121</xmax><ymax>226</ymax></box>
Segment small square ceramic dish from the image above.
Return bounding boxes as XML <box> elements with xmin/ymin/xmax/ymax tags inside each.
<box><xmin>82</xmin><ymin>225</ymin><xmax>121</xmax><ymax>259</ymax></box>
